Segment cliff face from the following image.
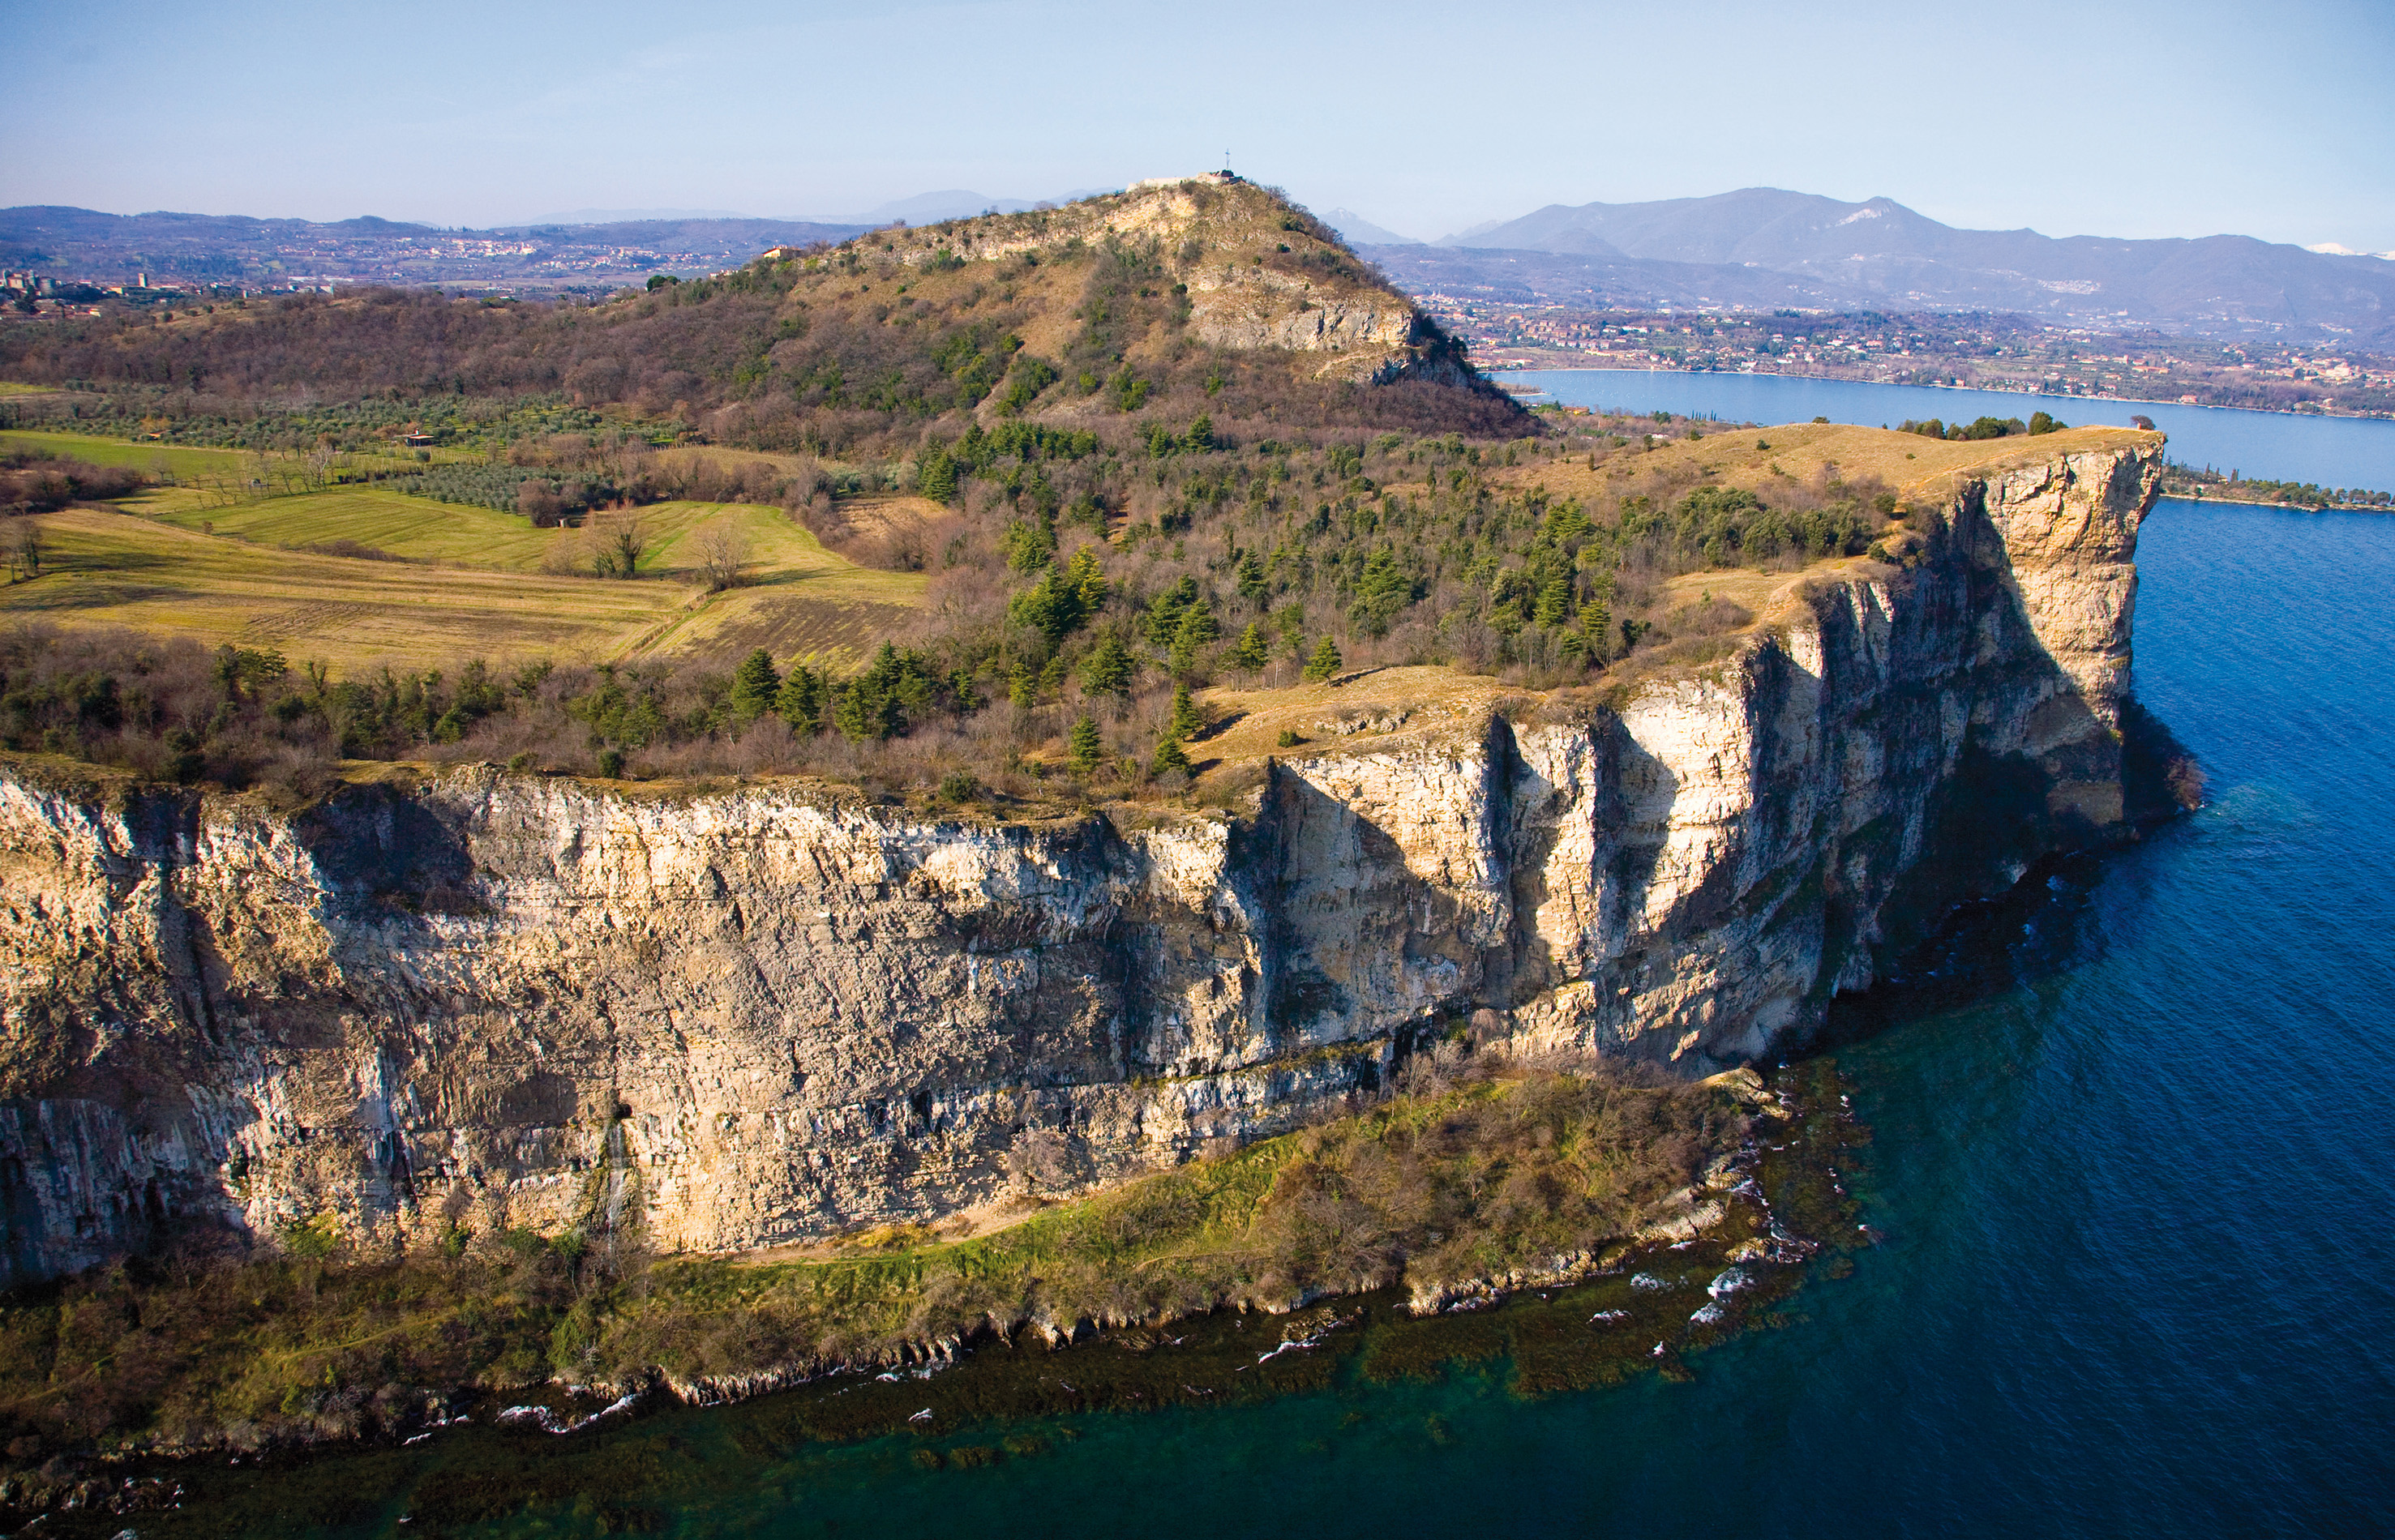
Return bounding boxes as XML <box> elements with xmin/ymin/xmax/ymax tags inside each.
<box><xmin>0</xmin><ymin>442</ymin><xmax>2161</xmax><ymax>1286</ymax></box>
<box><xmin>895</xmin><ymin>173</ymin><xmax>1457</xmax><ymax>385</ymax></box>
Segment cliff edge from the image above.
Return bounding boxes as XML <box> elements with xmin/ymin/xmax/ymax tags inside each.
<box><xmin>0</xmin><ymin>435</ymin><xmax>2164</xmax><ymax>1285</ymax></box>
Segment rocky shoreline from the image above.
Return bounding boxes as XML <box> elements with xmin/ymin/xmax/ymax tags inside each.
<box><xmin>0</xmin><ymin>1055</ymin><xmax>1869</xmax><ymax>1534</ymax></box>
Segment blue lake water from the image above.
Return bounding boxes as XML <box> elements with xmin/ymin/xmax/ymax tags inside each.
<box><xmin>186</xmin><ymin>502</ymin><xmax>2395</xmax><ymax>1538</ymax></box>
<box><xmin>1501</xmin><ymin>368</ymin><xmax>2395</xmax><ymax>491</ymax></box>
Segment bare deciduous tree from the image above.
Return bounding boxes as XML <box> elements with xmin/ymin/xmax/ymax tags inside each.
<box><xmin>4</xmin><ymin>520</ymin><xmax>45</xmax><ymax>582</ymax></box>
<box><xmin>590</xmin><ymin>510</ymin><xmax>648</xmax><ymax>579</ymax></box>
<box><xmin>694</xmin><ymin>518</ymin><xmax>752</xmax><ymax>591</ymax></box>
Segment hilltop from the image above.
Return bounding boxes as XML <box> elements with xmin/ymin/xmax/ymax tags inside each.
<box><xmin>0</xmin><ymin>180</ymin><xmax>2169</xmax><ymax>820</ymax></box>
<box><xmin>0</xmin><ymin>174</ymin><xmax>1522</xmax><ymax>456</ymax></box>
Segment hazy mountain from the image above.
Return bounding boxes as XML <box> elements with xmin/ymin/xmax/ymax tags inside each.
<box><xmin>1400</xmin><ymin>188</ymin><xmax>2395</xmax><ymax>344</ymax></box>
<box><xmin>522</xmin><ymin>207</ymin><xmax>756</xmax><ymax>224</ymax></box>
<box><xmin>1323</xmin><ymin>208</ymin><xmax>1420</xmax><ymax>246</ymax></box>
<box><xmin>0</xmin><ymin>206</ymin><xmax>870</xmax><ymax>291</ymax></box>
<box><xmin>836</xmin><ymin>188</ymin><xmax>1120</xmax><ymax>225</ymax></box>
<box><xmin>842</xmin><ymin>190</ymin><xmax>1033</xmax><ymax>225</ymax></box>
<box><xmin>1362</xmin><ymin>242</ymin><xmax>1866</xmax><ymax>313</ymax></box>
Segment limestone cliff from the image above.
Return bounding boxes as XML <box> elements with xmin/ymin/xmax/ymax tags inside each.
<box><xmin>0</xmin><ymin>439</ymin><xmax>2163</xmax><ymax>1287</ymax></box>
<box><xmin>882</xmin><ymin>172</ymin><xmax>1472</xmax><ymax>386</ymax></box>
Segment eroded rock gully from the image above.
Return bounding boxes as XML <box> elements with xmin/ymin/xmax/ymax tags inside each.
<box><xmin>0</xmin><ymin>441</ymin><xmax>2162</xmax><ymax>1285</ymax></box>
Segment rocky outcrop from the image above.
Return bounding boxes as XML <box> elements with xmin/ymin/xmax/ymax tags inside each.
<box><xmin>893</xmin><ymin>173</ymin><xmax>1472</xmax><ymax>385</ymax></box>
<box><xmin>0</xmin><ymin>440</ymin><xmax>2163</xmax><ymax>1286</ymax></box>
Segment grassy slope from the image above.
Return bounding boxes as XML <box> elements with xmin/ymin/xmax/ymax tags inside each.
<box><xmin>1488</xmin><ymin>420</ymin><xmax>2150</xmax><ymax>511</ymax></box>
<box><xmin>0</xmin><ymin>428</ymin><xmax>252</xmax><ymax>482</ymax></box>
<box><xmin>0</xmin><ymin>493</ymin><xmax>925</xmax><ymax>671</ymax></box>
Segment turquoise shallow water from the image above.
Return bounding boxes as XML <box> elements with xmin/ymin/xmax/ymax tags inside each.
<box><xmin>178</xmin><ymin>498</ymin><xmax>2395</xmax><ymax>1537</ymax></box>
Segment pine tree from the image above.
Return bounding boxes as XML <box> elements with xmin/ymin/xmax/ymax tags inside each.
<box><xmin>1580</xmin><ymin>597</ymin><xmax>1610</xmax><ymax>661</ymax></box>
<box><xmin>917</xmin><ymin>446</ymin><xmax>958</xmax><ymax>503</ymax></box>
<box><xmin>1068</xmin><ymin>714</ymin><xmax>1103</xmax><ymax>772</ymax></box>
<box><xmin>1170</xmin><ymin>601</ymin><xmax>1219</xmax><ymax>676</ymax></box>
<box><xmin>1534</xmin><ymin>575</ymin><xmax>1571</xmax><ymax>628</ymax></box>
<box><xmin>1168</xmin><ymin>680</ymin><xmax>1205</xmax><ymax>740</ymax></box>
<box><xmin>1236</xmin><ymin>550</ymin><xmax>1268</xmax><ymax>606</ymax></box>
<box><xmin>1151</xmin><ymin>733</ymin><xmax>1192</xmax><ymax>777</ymax></box>
<box><xmin>1231</xmin><ymin>621</ymin><xmax>1270</xmax><ymax>672</ymax></box>
<box><xmin>1007</xmin><ymin>661</ymin><xmax>1037</xmax><ymax>709</ymax></box>
<box><xmin>773</xmin><ymin>665</ymin><xmax>824</xmax><ymax>734</ymax></box>
<box><xmin>728</xmin><ymin>648</ymin><xmax>781</xmax><ymax>720</ymax></box>
<box><xmin>1082</xmin><ymin>634</ymin><xmax>1134</xmax><ymax>698</ymax></box>
<box><xmin>1303</xmin><ymin>635</ymin><xmax>1343</xmax><ymax>683</ymax></box>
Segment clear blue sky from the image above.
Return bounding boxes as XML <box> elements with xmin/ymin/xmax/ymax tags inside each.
<box><xmin>6</xmin><ymin>0</ymin><xmax>2391</xmax><ymax>250</ymax></box>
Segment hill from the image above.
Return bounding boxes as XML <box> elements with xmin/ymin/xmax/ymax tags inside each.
<box><xmin>1385</xmin><ymin>187</ymin><xmax>2395</xmax><ymax>345</ymax></box>
<box><xmin>0</xmin><ymin>206</ymin><xmax>871</xmax><ymax>292</ymax></box>
<box><xmin>1</xmin><ymin>390</ymin><xmax>2117</xmax><ymax>805</ymax></box>
<box><xmin>15</xmin><ymin>183</ymin><xmax>2166</xmax><ymax>820</ymax></box>
<box><xmin>0</xmin><ymin>174</ymin><xmax>1520</xmax><ymax>450</ymax></box>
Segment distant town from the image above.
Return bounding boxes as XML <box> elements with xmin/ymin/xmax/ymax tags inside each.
<box><xmin>0</xmin><ymin>209</ymin><xmax>868</xmax><ymax>307</ymax></box>
<box><xmin>7</xmin><ymin>253</ymin><xmax>2392</xmax><ymax>423</ymax></box>
<box><xmin>1428</xmin><ymin>302</ymin><xmax>2395</xmax><ymax>419</ymax></box>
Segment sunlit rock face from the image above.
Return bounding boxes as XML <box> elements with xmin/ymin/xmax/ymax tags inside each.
<box><xmin>0</xmin><ymin>443</ymin><xmax>2160</xmax><ymax>1285</ymax></box>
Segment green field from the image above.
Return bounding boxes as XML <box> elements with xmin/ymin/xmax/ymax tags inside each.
<box><xmin>152</xmin><ymin>485</ymin><xmax>561</xmax><ymax>569</ymax></box>
<box><xmin>1</xmin><ymin>487</ymin><xmax>926</xmax><ymax>671</ymax></box>
<box><xmin>0</xmin><ymin>428</ymin><xmax>254</xmax><ymax>482</ymax></box>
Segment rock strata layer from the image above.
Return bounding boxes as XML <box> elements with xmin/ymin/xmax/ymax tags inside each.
<box><xmin>0</xmin><ymin>441</ymin><xmax>2162</xmax><ymax>1285</ymax></box>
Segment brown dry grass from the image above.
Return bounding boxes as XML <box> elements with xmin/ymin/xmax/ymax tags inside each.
<box><xmin>1189</xmin><ymin>665</ymin><xmax>1519</xmax><ymax>776</ymax></box>
<box><xmin>1490</xmin><ymin>421</ymin><xmax>2155</xmax><ymax>511</ymax></box>
<box><xmin>1177</xmin><ymin>426</ymin><xmax>2162</xmax><ymax>782</ymax></box>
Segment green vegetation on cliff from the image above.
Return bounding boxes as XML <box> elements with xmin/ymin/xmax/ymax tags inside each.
<box><xmin>0</xmin><ymin>1062</ymin><xmax>1745</xmax><ymax>1457</ymax></box>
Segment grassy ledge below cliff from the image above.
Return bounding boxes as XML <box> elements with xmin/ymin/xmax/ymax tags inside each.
<box><xmin>0</xmin><ymin>1056</ymin><xmax>1774</xmax><ymax>1465</ymax></box>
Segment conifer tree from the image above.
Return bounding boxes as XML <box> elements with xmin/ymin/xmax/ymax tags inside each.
<box><xmin>774</xmin><ymin>665</ymin><xmax>824</xmax><ymax>734</ymax></box>
<box><xmin>1068</xmin><ymin>714</ymin><xmax>1103</xmax><ymax>773</ymax></box>
<box><xmin>1232</xmin><ymin>621</ymin><xmax>1271</xmax><ymax>672</ymax></box>
<box><xmin>1303</xmin><ymin>635</ymin><xmax>1343</xmax><ymax>683</ymax></box>
<box><xmin>1151</xmin><ymin>732</ymin><xmax>1192</xmax><ymax>777</ymax></box>
<box><xmin>1168</xmin><ymin>680</ymin><xmax>1204</xmax><ymax>740</ymax></box>
<box><xmin>1534</xmin><ymin>575</ymin><xmax>1570</xmax><ymax>628</ymax></box>
<box><xmin>728</xmin><ymin>648</ymin><xmax>781</xmax><ymax>720</ymax></box>
<box><xmin>1082</xmin><ymin>634</ymin><xmax>1134</xmax><ymax>698</ymax></box>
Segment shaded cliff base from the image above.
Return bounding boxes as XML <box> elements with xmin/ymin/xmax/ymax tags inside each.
<box><xmin>0</xmin><ymin>1064</ymin><xmax>1867</xmax><ymax>1536</ymax></box>
<box><xmin>1790</xmin><ymin>725</ymin><xmax>2201</xmax><ymax>1066</ymax></box>
<box><xmin>0</xmin><ymin>1058</ymin><xmax>1869</xmax><ymax>1497</ymax></box>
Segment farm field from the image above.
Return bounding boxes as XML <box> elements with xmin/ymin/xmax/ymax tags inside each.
<box><xmin>151</xmin><ymin>485</ymin><xmax>560</xmax><ymax>569</ymax></box>
<box><xmin>0</xmin><ymin>428</ymin><xmax>254</xmax><ymax>483</ymax></box>
<box><xmin>2</xmin><ymin>494</ymin><xmax>926</xmax><ymax>673</ymax></box>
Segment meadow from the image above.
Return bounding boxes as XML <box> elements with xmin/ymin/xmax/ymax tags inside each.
<box><xmin>1</xmin><ymin>477</ymin><xmax>925</xmax><ymax>671</ymax></box>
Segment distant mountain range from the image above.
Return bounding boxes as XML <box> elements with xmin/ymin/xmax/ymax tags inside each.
<box><xmin>1349</xmin><ymin>188</ymin><xmax>2395</xmax><ymax>347</ymax></box>
<box><xmin>0</xmin><ymin>207</ymin><xmax>873</xmax><ymax>291</ymax></box>
<box><xmin>11</xmin><ymin>184</ymin><xmax>2390</xmax><ymax>346</ymax></box>
<box><xmin>517</xmin><ymin>189</ymin><xmax>1124</xmax><ymax>229</ymax></box>
<box><xmin>0</xmin><ymin>188</ymin><xmax>1125</xmax><ymax>292</ymax></box>
<box><xmin>1323</xmin><ymin>209</ymin><xmax>1420</xmax><ymax>247</ymax></box>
